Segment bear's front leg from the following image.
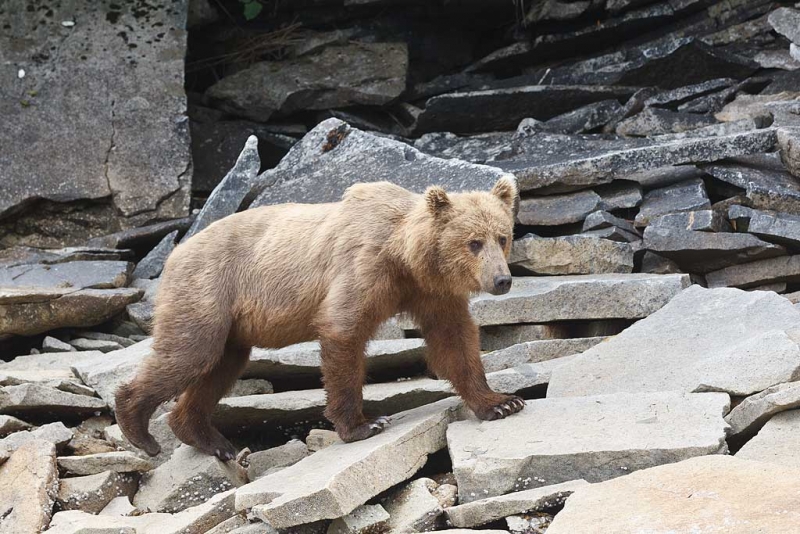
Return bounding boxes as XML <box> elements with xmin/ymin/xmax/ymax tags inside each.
<box><xmin>412</xmin><ymin>297</ymin><xmax>525</xmax><ymax>420</ymax></box>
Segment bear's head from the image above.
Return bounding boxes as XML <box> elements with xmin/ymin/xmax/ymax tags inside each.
<box><xmin>417</xmin><ymin>176</ymin><xmax>518</xmax><ymax>297</ymax></box>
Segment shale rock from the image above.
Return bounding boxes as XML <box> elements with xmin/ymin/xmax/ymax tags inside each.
<box><xmin>57</xmin><ymin>451</ymin><xmax>154</xmax><ymax>475</ymax></box>
<box><xmin>705</xmin><ymin>255</ymin><xmax>800</xmax><ymax>288</ymax></box>
<box><xmin>382</xmin><ymin>478</ymin><xmax>444</xmax><ymax>532</ymax></box>
<box><xmin>0</xmin><ymin>440</ymin><xmax>59</xmax><ymax>533</ymax></box>
<box><xmin>725</xmin><ymin>381</ymin><xmax>800</xmax><ymax>439</ymax></box>
<box><xmin>246</xmin><ymin>440</ymin><xmax>309</xmax><ymax>480</ymax></box>
<box><xmin>735</xmin><ymin>409</ymin><xmax>800</xmax><ymax>467</ymax></box>
<box><xmin>132</xmin><ymin>230</ymin><xmax>177</xmax><ymax>279</ymax></box>
<box><xmin>56</xmin><ymin>470</ymin><xmax>138</xmax><ymax>514</ymax></box>
<box><xmin>327</xmin><ymin>504</ymin><xmax>389</xmax><ymax>534</ymax></box>
<box><xmin>649</xmin><ymin>209</ymin><xmax>730</xmax><ymax>232</ymax></box>
<box><xmin>729</xmin><ymin>205</ymin><xmax>800</xmax><ymax>247</ymax></box>
<box><xmin>0</xmin><ymin>260</ymin><xmax>132</xmax><ymax>290</ymax></box>
<box><xmin>0</xmin><ymin>422</ymin><xmax>73</xmax><ymax>454</ymax></box>
<box><xmin>510</xmin><ymin>234</ymin><xmax>633</xmax><ymax>275</ymax></box>
<box><xmin>635</xmin><ymin>179</ymin><xmax>710</xmax><ymax>226</ymax></box>
<box><xmin>0</xmin><ymin>383</ymin><xmax>106</xmax><ymax>419</ymax></box>
<box><xmin>482</xmin><ymin>337</ymin><xmax>606</xmax><ymax>373</ymax></box>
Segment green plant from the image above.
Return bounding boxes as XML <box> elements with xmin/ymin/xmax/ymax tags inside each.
<box><xmin>240</xmin><ymin>0</ymin><xmax>263</xmax><ymax>20</ymax></box>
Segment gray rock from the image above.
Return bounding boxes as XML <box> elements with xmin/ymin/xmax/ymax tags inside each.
<box><xmin>0</xmin><ymin>246</ymin><xmax>130</xmax><ymax>269</ymax></box>
<box><xmin>0</xmin><ymin>415</ymin><xmax>31</xmax><ymax>438</ymax></box>
<box><xmin>42</xmin><ymin>337</ymin><xmax>76</xmax><ymax>353</ymax></box>
<box><xmin>207</xmin><ymin>43</ymin><xmax>408</xmax><ymax>123</ymax></box>
<box><xmin>73</xmin><ymin>330</ymin><xmax>136</xmax><ymax>348</ymax></box>
<box><xmin>649</xmin><ymin>209</ymin><xmax>731</xmax><ymax>232</ymax></box>
<box><xmin>768</xmin><ymin>7</ymin><xmax>800</xmax><ymax>45</ymax></box>
<box><xmin>482</xmin><ymin>337</ymin><xmax>606</xmax><ymax>373</ymax></box>
<box><xmin>446</xmin><ymin>480</ymin><xmax>588</xmax><ymax>528</ymax></box>
<box><xmin>126</xmin><ymin>300</ymin><xmax>155</xmax><ymax>334</ymax></box>
<box><xmin>227</xmin><ymin>379</ymin><xmax>273</xmax><ymax>397</ymax></box>
<box><xmin>596</xmin><ymin>181</ymin><xmax>643</xmax><ymax>210</ymax></box>
<box><xmin>413</xmin><ymin>131</ymin><xmax>515</xmax><ymax>164</ymax></box>
<box><xmin>235</xmin><ymin>398</ymin><xmax>462</xmax><ymax>529</ymax></box>
<box><xmin>0</xmin><ymin>440</ymin><xmax>58</xmax><ymax>533</ymax></box>
<box><xmin>68</xmin><ymin>338</ymin><xmax>124</xmax><ymax>353</ymax></box>
<box><xmin>87</xmin><ymin>216</ymin><xmax>194</xmax><ymax>250</ymax></box>
<box><xmin>506</xmin><ymin>514</ymin><xmax>551</xmax><ymax>534</ymax></box>
<box><xmin>616</xmin><ymin>108</ymin><xmax>717</xmax><ymax>136</ymax></box>
<box><xmin>0</xmin><ymin>1</ymin><xmax>191</xmax><ymax>229</ymax></box>
<box><xmin>99</xmin><ymin>496</ymin><xmax>137</xmax><ymax>517</ymax></box>
<box><xmin>132</xmin><ymin>230</ymin><xmax>177</xmax><ymax>279</ymax></box>
<box><xmin>58</xmin><ymin>451</ymin><xmax>154</xmax><ymax>475</ymax></box>
<box><xmin>778</xmin><ymin>127</ymin><xmax>800</xmax><ymax>177</ymax></box>
<box><xmin>1</xmin><ymin>351</ymin><xmax>101</xmax><ymax>383</ymax></box>
<box><xmin>541</xmin><ymin>100</ymin><xmax>624</xmax><ymax>134</ymax></box>
<box><xmin>729</xmin><ymin>205</ymin><xmax>800</xmax><ymax>247</ymax></box>
<box><xmin>327</xmin><ymin>504</ymin><xmax>389</xmax><ymax>534</ymax></box>
<box><xmin>635</xmin><ymin>179</ymin><xmax>710</xmax><ymax>226</ymax></box>
<box><xmin>448</xmin><ymin>391</ymin><xmax>729</xmax><ymax>502</ymax></box>
<box><xmin>548</xmin><ymin>286</ymin><xmax>800</xmax><ymax>398</ymax></box>
<box><xmin>0</xmin><ymin>287</ymin><xmax>142</xmax><ymax>337</ymax></box>
<box><xmin>0</xmin><ymin>422</ymin><xmax>73</xmax><ymax>454</ymax></box>
<box><xmin>640</xmin><ymin>251</ymin><xmax>683</xmax><ymax>274</ymax></box>
<box><xmin>250</xmin><ymin>119</ymin><xmax>514</xmax><ymax>208</ymax></box>
<box><xmin>642</xmin><ymin>226</ymin><xmax>785</xmax><ymax>272</ymax></box>
<box><xmin>0</xmin><ymin>260</ymin><xmax>132</xmax><ymax>290</ymax></box>
<box><xmin>517</xmin><ymin>190</ymin><xmax>601</xmax><ymax>226</ymax></box>
<box><xmin>246</xmin><ymin>339</ymin><xmax>426</xmax><ymax>382</ymax></box>
<box><xmin>546</xmin><ymin>456</ymin><xmax>800</xmax><ymax>534</ymax></box>
<box><xmin>705</xmin><ymin>255</ymin><xmax>800</xmax><ymax>289</ymax></box>
<box><xmin>436</xmin><ymin>274</ymin><xmax>690</xmax><ymax>327</ymax></box>
<box><xmin>703</xmin><ymin>154</ymin><xmax>800</xmax><ymax>214</ymax></box>
<box><xmin>493</xmin><ymin>129</ymin><xmax>776</xmax><ymax>192</ymax></box>
<box><xmin>182</xmin><ymin>136</ymin><xmax>260</xmax><ymax>243</ymax></box>
<box><xmin>510</xmin><ymin>235</ymin><xmax>633</xmax><ymax>275</ymax></box>
<box><xmin>416</xmin><ymin>86</ymin><xmax>635</xmax><ymax>134</ymax></box>
<box><xmin>382</xmin><ymin>478</ymin><xmax>443</xmax><ymax>532</ymax></box>
<box><xmin>643</xmin><ymin>78</ymin><xmax>737</xmax><ymax>108</ymax></box>
<box><xmin>581</xmin><ymin>226</ymin><xmax>642</xmax><ymax>243</ymax></box>
<box><xmin>306</xmin><ymin>429</ymin><xmax>341</xmax><ymax>452</ymax></box>
<box><xmin>725</xmin><ymin>382</ymin><xmax>800</xmax><ymax>439</ymax></box>
<box><xmin>246</xmin><ymin>440</ymin><xmax>309</xmax><ymax>480</ymax></box>
<box><xmin>736</xmin><ymin>409</ymin><xmax>800</xmax><ymax>467</ymax></box>
<box><xmin>0</xmin><ymin>383</ymin><xmax>106</xmax><ymax>419</ymax></box>
<box><xmin>479</xmin><ymin>324</ymin><xmax>570</xmax><ymax>352</ymax></box>
<box><xmin>134</xmin><ymin>445</ymin><xmax>247</xmax><ymax>513</ymax></box>
<box><xmin>56</xmin><ymin>470</ymin><xmax>138</xmax><ymax>514</ymax></box>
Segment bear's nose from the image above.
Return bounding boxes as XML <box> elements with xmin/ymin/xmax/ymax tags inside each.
<box><xmin>493</xmin><ymin>275</ymin><xmax>512</xmax><ymax>294</ymax></box>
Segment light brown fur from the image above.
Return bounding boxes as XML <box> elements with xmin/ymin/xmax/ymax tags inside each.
<box><xmin>115</xmin><ymin>178</ymin><xmax>525</xmax><ymax>460</ymax></box>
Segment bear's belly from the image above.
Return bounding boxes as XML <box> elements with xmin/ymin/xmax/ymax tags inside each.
<box><xmin>231</xmin><ymin>301</ymin><xmax>318</xmax><ymax>349</ymax></box>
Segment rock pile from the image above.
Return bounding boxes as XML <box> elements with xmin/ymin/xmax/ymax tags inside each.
<box><xmin>3</xmin><ymin>0</ymin><xmax>800</xmax><ymax>532</ymax></box>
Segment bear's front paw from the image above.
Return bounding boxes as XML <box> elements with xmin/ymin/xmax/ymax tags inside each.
<box><xmin>338</xmin><ymin>416</ymin><xmax>391</xmax><ymax>443</ymax></box>
<box><xmin>473</xmin><ymin>395</ymin><xmax>525</xmax><ymax>421</ymax></box>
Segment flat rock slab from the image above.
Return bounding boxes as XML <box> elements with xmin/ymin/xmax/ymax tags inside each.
<box><xmin>132</xmin><ymin>230</ymin><xmax>177</xmax><ymax>279</ymax></box>
<box><xmin>235</xmin><ymin>398</ymin><xmax>463</xmax><ymax>528</ymax></box>
<box><xmin>0</xmin><ymin>287</ymin><xmax>142</xmax><ymax>336</ymax></box>
<box><xmin>246</xmin><ymin>339</ymin><xmax>426</xmax><ymax>381</ymax></box>
<box><xmin>726</xmin><ymin>381</ymin><xmax>800</xmax><ymax>439</ymax></box>
<box><xmin>250</xmin><ymin>119</ymin><xmax>514</xmax><ymax>208</ymax></box>
<box><xmin>517</xmin><ymin>190</ymin><xmax>601</xmax><ymax>226</ymax></box>
<box><xmin>769</xmin><ymin>7</ymin><xmax>800</xmax><ymax>45</ymax></box>
<box><xmin>729</xmin><ymin>204</ymin><xmax>800</xmax><ymax>247</ymax></box>
<box><xmin>510</xmin><ymin>235</ymin><xmax>633</xmax><ymax>275</ymax></box>
<box><xmin>616</xmin><ymin>108</ymin><xmax>717</xmax><ymax>137</ymax></box>
<box><xmin>634</xmin><ymin>178</ymin><xmax>710</xmax><ymax>226</ymax></box>
<box><xmin>0</xmin><ymin>440</ymin><xmax>59</xmax><ymax>533</ymax></box>
<box><xmin>0</xmin><ymin>0</ymin><xmax>191</xmax><ymax>226</ymax></box>
<box><xmin>0</xmin><ymin>422</ymin><xmax>73</xmax><ymax>454</ymax></box>
<box><xmin>57</xmin><ymin>451</ymin><xmax>153</xmax><ymax>475</ymax></box>
<box><xmin>0</xmin><ymin>261</ymin><xmax>132</xmax><ymax>290</ymax></box>
<box><xmin>0</xmin><ymin>246</ymin><xmax>131</xmax><ymax>269</ymax></box>
<box><xmin>0</xmin><ymin>383</ymin><xmax>106</xmax><ymax>418</ymax></box>
<box><xmin>706</xmin><ymin>255</ymin><xmax>800</xmax><ymax>289</ymax></box>
<box><xmin>410</xmin><ymin>274</ymin><xmax>689</xmax><ymax>327</ymax></box>
<box><xmin>736</xmin><ymin>409</ymin><xmax>800</xmax><ymax>467</ymax></box>
<box><xmin>548</xmin><ymin>286</ymin><xmax>800</xmax><ymax>398</ymax></box>
<box><xmin>448</xmin><ymin>391</ymin><xmax>729</xmax><ymax>503</ymax></box>
<box><xmin>492</xmin><ymin>128</ymin><xmax>776</xmax><ymax>192</ymax></box>
<box><xmin>649</xmin><ymin>209</ymin><xmax>731</xmax><ymax>232</ymax></box>
<box><xmin>547</xmin><ymin>455</ymin><xmax>800</xmax><ymax>534</ymax></box>
<box><xmin>416</xmin><ymin>85</ymin><xmax>634</xmax><ymax>134</ymax></box>
<box><xmin>642</xmin><ymin>226</ymin><xmax>785</xmax><ymax>272</ymax></box>
<box><xmin>57</xmin><ymin>470</ymin><xmax>138</xmax><ymax>514</ymax></box>
<box><xmin>446</xmin><ymin>480</ymin><xmax>588</xmax><ymax>528</ymax></box>
<box><xmin>482</xmin><ymin>337</ymin><xmax>606</xmax><ymax>373</ymax></box>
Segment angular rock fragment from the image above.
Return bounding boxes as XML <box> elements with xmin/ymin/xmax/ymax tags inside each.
<box><xmin>493</xmin><ymin>129</ymin><xmax>775</xmax><ymax>192</ymax></box>
<box><xmin>482</xmin><ymin>337</ymin><xmax>606</xmax><ymax>373</ymax></box>
<box><xmin>510</xmin><ymin>234</ymin><xmax>633</xmax><ymax>275</ymax></box>
<box><xmin>705</xmin><ymin>255</ymin><xmax>800</xmax><ymax>288</ymax></box>
<box><xmin>0</xmin><ymin>414</ymin><xmax>31</xmax><ymax>437</ymax></box>
<box><xmin>104</xmin><ymin>414</ymin><xmax>180</xmax><ymax>467</ymax></box>
<box><xmin>0</xmin><ymin>440</ymin><xmax>58</xmax><ymax>533</ymax></box>
<box><xmin>99</xmin><ymin>496</ymin><xmax>137</xmax><ymax>516</ymax></box>
<box><xmin>735</xmin><ymin>409</ymin><xmax>800</xmax><ymax>467</ymax></box>
<box><xmin>134</xmin><ymin>445</ymin><xmax>247</xmax><ymax>513</ymax></box>
<box><xmin>235</xmin><ymin>398</ymin><xmax>462</xmax><ymax>528</ymax></box>
<box><xmin>0</xmin><ymin>422</ymin><xmax>73</xmax><ymax>453</ymax></box>
<box><xmin>616</xmin><ymin>108</ymin><xmax>717</xmax><ymax>136</ymax></box>
<box><xmin>57</xmin><ymin>451</ymin><xmax>154</xmax><ymax>475</ymax></box>
<box><xmin>207</xmin><ymin>44</ymin><xmax>408</xmax><ymax>123</ymax></box>
<box><xmin>416</xmin><ymin>86</ymin><xmax>634</xmax><ymax>134</ymax></box>
<box><xmin>0</xmin><ymin>246</ymin><xmax>131</xmax><ymax>269</ymax></box>
<box><xmin>327</xmin><ymin>504</ymin><xmax>389</xmax><ymax>534</ymax></box>
<box><xmin>42</xmin><ymin>336</ymin><xmax>76</xmax><ymax>353</ymax></box>
<box><xmin>246</xmin><ymin>440</ymin><xmax>309</xmax><ymax>480</ymax></box>
<box><xmin>547</xmin><ymin>456</ymin><xmax>800</xmax><ymax>534</ymax></box>
<box><xmin>448</xmin><ymin>391</ymin><xmax>729</xmax><ymax>502</ymax></box>
<box><xmin>729</xmin><ymin>205</ymin><xmax>800</xmax><ymax>247</ymax></box>
<box><xmin>541</xmin><ymin>100</ymin><xmax>624</xmax><ymax>134</ymax></box>
<box><xmin>56</xmin><ymin>470</ymin><xmax>138</xmax><ymax>514</ymax></box>
<box><xmin>446</xmin><ymin>480</ymin><xmax>588</xmax><ymax>528</ymax></box>
<box><xmin>413</xmin><ymin>131</ymin><xmax>515</xmax><ymax>164</ymax></box>
<box><xmin>642</xmin><ymin>226</ymin><xmax>785</xmax><ymax>272</ymax></box>
<box><xmin>479</xmin><ymin>324</ymin><xmax>569</xmax><ymax>352</ymax></box>
<box><xmin>132</xmin><ymin>230</ymin><xmax>177</xmax><ymax>279</ymax></box>
<box><xmin>382</xmin><ymin>478</ymin><xmax>444</xmax><ymax>532</ymax></box>
<box><xmin>643</xmin><ymin>78</ymin><xmax>736</xmax><ymax>108</ymax></box>
<box><xmin>640</xmin><ymin>251</ymin><xmax>683</xmax><ymax>274</ymax></box>
<box><xmin>635</xmin><ymin>179</ymin><xmax>710</xmax><ymax>226</ymax></box>
<box><xmin>768</xmin><ymin>7</ymin><xmax>800</xmax><ymax>45</ymax></box>
<box><xmin>596</xmin><ymin>181</ymin><xmax>643</xmax><ymax>210</ymax></box>
<box><xmin>227</xmin><ymin>379</ymin><xmax>274</xmax><ymax>397</ymax></box>
<box><xmin>725</xmin><ymin>381</ymin><xmax>800</xmax><ymax>439</ymax></box>
<box><xmin>250</xmin><ymin>119</ymin><xmax>514</xmax><ymax>208</ymax></box>
<box><xmin>548</xmin><ymin>286</ymin><xmax>800</xmax><ymax>398</ymax></box>
<box><xmin>0</xmin><ymin>260</ymin><xmax>132</xmax><ymax>289</ymax></box>
<box><xmin>306</xmin><ymin>429</ymin><xmax>341</xmax><ymax>452</ymax></box>
<box><xmin>649</xmin><ymin>209</ymin><xmax>730</xmax><ymax>232</ymax></box>
<box><xmin>0</xmin><ymin>383</ymin><xmax>106</xmax><ymax>419</ymax></box>
<box><xmin>0</xmin><ymin>287</ymin><xmax>142</xmax><ymax>336</ymax></box>
<box><xmin>1</xmin><ymin>351</ymin><xmax>100</xmax><ymax>384</ymax></box>
<box><xmin>581</xmin><ymin>226</ymin><xmax>642</xmax><ymax>243</ymax></box>
<box><xmin>87</xmin><ymin>216</ymin><xmax>194</xmax><ymax>250</ymax></box>
<box><xmin>183</xmin><ymin>136</ymin><xmax>261</xmax><ymax>243</ymax></box>
<box><xmin>517</xmin><ymin>190</ymin><xmax>600</xmax><ymax>226</ymax></box>
<box><xmin>68</xmin><ymin>337</ymin><xmax>124</xmax><ymax>353</ymax></box>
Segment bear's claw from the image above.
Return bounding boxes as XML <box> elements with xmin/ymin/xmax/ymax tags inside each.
<box><xmin>369</xmin><ymin>416</ymin><xmax>390</xmax><ymax>430</ymax></box>
<box><xmin>339</xmin><ymin>416</ymin><xmax>391</xmax><ymax>442</ymax></box>
<box><xmin>476</xmin><ymin>395</ymin><xmax>526</xmax><ymax>421</ymax></box>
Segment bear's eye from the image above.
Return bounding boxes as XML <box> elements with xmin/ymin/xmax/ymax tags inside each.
<box><xmin>469</xmin><ymin>240</ymin><xmax>483</xmax><ymax>254</ymax></box>
<box><xmin>499</xmin><ymin>236</ymin><xmax>508</xmax><ymax>248</ymax></box>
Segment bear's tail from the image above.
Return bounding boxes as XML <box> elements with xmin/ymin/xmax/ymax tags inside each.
<box><xmin>114</xmin><ymin>380</ymin><xmax>166</xmax><ymax>457</ymax></box>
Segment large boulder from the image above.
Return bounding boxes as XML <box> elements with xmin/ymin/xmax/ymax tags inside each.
<box><xmin>0</xmin><ymin>0</ymin><xmax>191</xmax><ymax>245</ymax></box>
<box><xmin>0</xmin><ymin>440</ymin><xmax>59</xmax><ymax>533</ymax></box>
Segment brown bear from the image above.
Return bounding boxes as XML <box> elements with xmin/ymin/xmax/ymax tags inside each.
<box><xmin>115</xmin><ymin>177</ymin><xmax>525</xmax><ymax>461</ymax></box>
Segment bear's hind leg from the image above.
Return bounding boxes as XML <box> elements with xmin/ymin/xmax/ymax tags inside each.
<box><xmin>167</xmin><ymin>342</ymin><xmax>251</xmax><ymax>461</ymax></box>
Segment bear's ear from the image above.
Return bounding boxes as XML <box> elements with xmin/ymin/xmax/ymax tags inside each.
<box><xmin>491</xmin><ymin>176</ymin><xmax>518</xmax><ymax>211</ymax></box>
<box><xmin>424</xmin><ymin>185</ymin><xmax>452</xmax><ymax>217</ymax></box>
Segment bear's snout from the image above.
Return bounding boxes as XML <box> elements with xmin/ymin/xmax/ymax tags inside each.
<box><xmin>491</xmin><ymin>274</ymin><xmax>512</xmax><ymax>295</ymax></box>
